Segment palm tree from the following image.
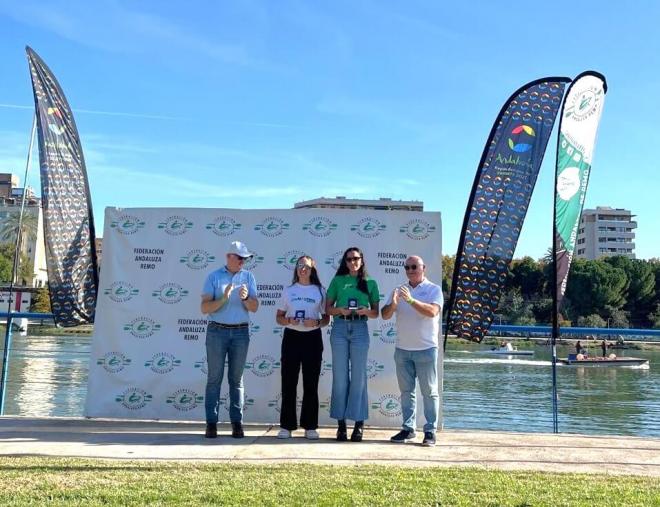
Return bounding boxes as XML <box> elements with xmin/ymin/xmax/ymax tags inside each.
<box><xmin>0</xmin><ymin>210</ymin><xmax>38</xmax><ymax>247</ymax></box>
<box><xmin>0</xmin><ymin>209</ymin><xmax>39</xmax><ymax>285</ymax></box>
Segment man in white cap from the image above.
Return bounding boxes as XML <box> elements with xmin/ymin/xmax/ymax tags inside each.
<box><xmin>381</xmin><ymin>255</ymin><xmax>443</xmax><ymax>447</ymax></box>
<box><xmin>201</xmin><ymin>240</ymin><xmax>259</xmax><ymax>438</ymax></box>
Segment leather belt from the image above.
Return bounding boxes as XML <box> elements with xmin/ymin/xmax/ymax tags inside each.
<box><xmin>337</xmin><ymin>315</ymin><xmax>368</xmax><ymax>321</ymax></box>
<box><xmin>209</xmin><ymin>321</ymin><xmax>249</xmax><ymax>329</ymax></box>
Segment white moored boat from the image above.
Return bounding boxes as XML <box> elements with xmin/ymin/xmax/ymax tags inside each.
<box><xmin>483</xmin><ymin>342</ymin><xmax>534</xmax><ymax>356</ymax></box>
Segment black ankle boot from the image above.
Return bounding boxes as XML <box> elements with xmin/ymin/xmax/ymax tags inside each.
<box><xmin>232</xmin><ymin>422</ymin><xmax>244</xmax><ymax>438</ymax></box>
<box><xmin>351</xmin><ymin>421</ymin><xmax>364</xmax><ymax>442</ymax></box>
<box><xmin>336</xmin><ymin>420</ymin><xmax>348</xmax><ymax>441</ymax></box>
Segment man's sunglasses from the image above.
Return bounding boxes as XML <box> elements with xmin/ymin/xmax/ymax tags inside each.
<box><xmin>346</xmin><ymin>256</ymin><xmax>362</xmax><ymax>262</ymax></box>
<box><xmin>404</xmin><ymin>264</ymin><xmax>421</xmax><ymax>271</ymax></box>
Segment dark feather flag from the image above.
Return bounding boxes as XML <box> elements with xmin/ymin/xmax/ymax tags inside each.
<box><xmin>26</xmin><ymin>46</ymin><xmax>98</xmax><ymax>326</ymax></box>
<box><xmin>446</xmin><ymin>77</ymin><xmax>570</xmax><ymax>342</ymax></box>
<box><xmin>554</xmin><ymin>71</ymin><xmax>607</xmax><ymax>309</ymax></box>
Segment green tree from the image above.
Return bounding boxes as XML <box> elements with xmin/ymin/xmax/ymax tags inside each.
<box><xmin>565</xmin><ymin>259</ymin><xmax>627</xmax><ymax>319</ymax></box>
<box><xmin>498</xmin><ymin>289</ymin><xmax>536</xmax><ymax>325</ymax></box>
<box><xmin>441</xmin><ymin>255</ymin><xmax>454</xmax><ymax>296</ymax></box>
<box><xmin>604</xmin><ymin>256</ymin><xmax>655</xmax><ymax>326</ymax></box>
<box><xmin>0</xmin><ymin>210</ymin><xmax>38</xmax><ymax>246</ymax></box>
<box><xmin>0</xmin><ymin>211</ymin><xmax>38</xmax><ymax>285</ymax></box>
<box><xmin>648</xmin><ymin>303</ymin><xmax>660</xmax><ymax>329</ymax></box>
<box><xmin>604</xmin><ymin>305</ymin><xmax>630</xmax><ymax>328</ymax></box>
<box><xmin>507</xmin><ymin>256</ymin><xmax>545</xmax><ymax>300</ymax></box>
<box><xmin>577</xmin><ymin>314</ymin><xmax>607</xmax><ymax>328</ymax></box>
<box><xmin>30</xmin><ymin>286</ymin><xmax>52</xmax><ymax>313</ymax></box>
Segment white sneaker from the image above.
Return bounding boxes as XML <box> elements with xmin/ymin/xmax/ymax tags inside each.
<box><xmin>305</xmin><ymin>429</ymin><xmax>320</xmax><ymax>440</ymax></box>
<box><xmin>277</xmin><ymin>428</ymin><xmax>291</xmax><ymax>439</ymax></box>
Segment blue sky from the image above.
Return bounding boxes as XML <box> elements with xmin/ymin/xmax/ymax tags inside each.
<box><xmin>0</xmin><ymin>1</ymin><xmax>658</xmax><ymax>259</ymax></box>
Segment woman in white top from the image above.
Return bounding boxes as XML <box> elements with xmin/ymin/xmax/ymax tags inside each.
<box><xmin>275</xmin><ymin>255</ymin><xmax>329</xmax><ymax>439</ymax></box>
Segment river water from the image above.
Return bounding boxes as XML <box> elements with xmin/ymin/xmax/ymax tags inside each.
<box><xmin>2</xmin><ymin>334</ymin><xmax>659</xmax><ymax>437</ymax></box>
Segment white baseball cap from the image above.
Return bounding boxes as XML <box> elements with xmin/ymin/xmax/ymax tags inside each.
<box><xmin>227</xmin><ymin>240</ymin><xmax>253</xmax><ymax>259</ymax></box>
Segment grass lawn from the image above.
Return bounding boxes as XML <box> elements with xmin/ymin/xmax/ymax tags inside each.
<box><xmin>0</xmin><ymin>457</ymin><xmax>658</xmax><ymax>506</ymax></box>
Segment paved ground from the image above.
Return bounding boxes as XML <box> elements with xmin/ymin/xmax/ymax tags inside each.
<box><xmin>1</xmin><ymin>416</ymin><xmax>659</xmax><ymax>476</ymax></box>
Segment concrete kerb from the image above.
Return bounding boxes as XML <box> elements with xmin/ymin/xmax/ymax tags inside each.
<box><xmin>1</xmin><ymin>416</ymin><xmax>659</xmax><ymax>476</ymax></box>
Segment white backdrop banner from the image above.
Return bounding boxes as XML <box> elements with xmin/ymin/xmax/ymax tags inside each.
<box><xmin>86</xmin><ymin>207</ymin><xmax>443</xmax><ymax>427</ymax></box>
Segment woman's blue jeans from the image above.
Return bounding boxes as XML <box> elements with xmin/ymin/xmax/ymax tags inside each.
<box><xmin>330</xmin><ymin>318</ymin><xmax>370</xmax><ymax>422</ymax></box>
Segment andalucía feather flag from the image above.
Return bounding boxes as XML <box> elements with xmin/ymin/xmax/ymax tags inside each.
<box><xmin>446</xmin><ymin>77</ymin><xmax>570</xmax><ymax>343</ymax></box>
<box><xmin>554</xmin><ymin>71</ymin><xmax>607</xmax><ymax>310</ymax></box>
<box><xmin>26</xmin><ymin>46</ymin><xmax>98</xmax><ymax>326</ymax></box>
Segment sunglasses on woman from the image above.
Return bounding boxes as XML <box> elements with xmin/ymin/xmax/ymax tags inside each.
<box><xmin>346</xmin><ymin>256</ymin><xmax>362</xmax><ymax>262</ymax></box>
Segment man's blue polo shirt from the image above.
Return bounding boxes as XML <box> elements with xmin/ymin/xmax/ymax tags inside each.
<box><xmin>202</xmin><ymin>266</ymin><xmax>257</xmax><ymax>324</ymax></box>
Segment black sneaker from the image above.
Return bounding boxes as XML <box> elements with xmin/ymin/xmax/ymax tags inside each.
<box><xmin>422</xmin><ymin>431</ymin><xmax>436</xmax><ymax>447</ymax></box>
<box><xmin>231</xmin><ymin>422</ymin><xmax>244</xmax><ymax>439</ymax></box>
<box><xmin>336</xmin><ymin>428</ymin><xmax>348</xmax><ymax>441</ymax></box>
<box><xmin>390</xmin><ymin>429</ymin><xmax>416</xmax><ymax>443</ymax></box>
<box><xmin>205</xmin><ymin>423</ymin><xmax>217</xmax><ymax>439</ymax></box>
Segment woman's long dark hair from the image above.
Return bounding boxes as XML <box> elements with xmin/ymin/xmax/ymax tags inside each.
<box><xmin>335</xmin><ymin>247</ymin><xmax>369</xmax><ymax>295</ymax></box>
<box><xmin>291</xmin><ymin>255</ymin><xmax>324</xmax><ymax>299</ymax></box>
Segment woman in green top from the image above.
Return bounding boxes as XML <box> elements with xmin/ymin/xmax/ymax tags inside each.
<box><xmin>325</xmin><ymin>247</ymin><xmax>380</xmax><ymax>441</ymax></box>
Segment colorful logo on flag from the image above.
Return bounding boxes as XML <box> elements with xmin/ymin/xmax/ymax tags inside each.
<box><xmin>507</xmin><ymin>125</ymin><xmax>536</xmax><ymax>153</ymax></box>
<box><xmin>46</xmin><ymin>107</ymin><xmax>65</xmax><ymax>135</ymax></box>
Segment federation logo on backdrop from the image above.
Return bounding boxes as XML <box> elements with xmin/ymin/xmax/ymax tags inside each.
<box><xmin>110</xmin><ymin>214</ymin><xmax>145</xmax><ymax>235</ymax></box>
<box><xmin>399</xmin><ymin>219</ymin><xmax>436</xmax><ymax>240</ymax></box>
<box><xmin>325</xmin><ymin>250</ymin><xmax>344</xmax><ymax>270</ymax></box>
<box><xmin>193</xmin><ymin>357</ymin><xmax>208</xmax><ymax>375</ymax></box>
<box><xmin>124</xmin><ymin>317</ymin><xmax>161</xmax><ymax>338</ymax></box>
<box><xmin>243</xmin><ymin>252</ymin><xmax>265</xmax><ymax>271</ymax></box>
<box><xmin>144</xmin><ymin>352</ymin><xmax>182</xmax><ymax>374</ymax></box>
<box><xmin>47</xmin><ymin>107</ymin><xmax>65</xmax><ymax>135</ymax></box>
<box><xmin>371</xmin><ymin>394</ymin><xmax>402</xmax><ymax>417</ymax></box>
<box><xmin>157</xmin><ymin>215</ymin><xmax>193</xmax><ymax>235</ymax></box>
<box><xmin>180</xmin><ymin>249</ymin><xmax>216</xmax><ymax>270</ymax></box>
<box><xmin>302</xmin><ymin>217</ymin><xmax>338</xmax><ymax>237</ymax></box>
<box><xmin>166</xmin><ymin>389</ymin><xmax>204</xmax><ymax>411</ymax></box>
<box><xmin>556</xmin><ymin>166</ymin><xmax>582</xmax><ymax>201</ymax></box>
<box><xmin>97</xmin><ymin>352</ymin><xmax>131</xmax><ymax>373</ymax></box>
<box><xmin>206</xmin><ymin>216</ymin><xmax>241</xmax><ymax>237</ymax></box>
<box><xmin>507</xmin><ymin>125</ymin><xmax>536</xmax><ymax>153</ymax></box>
<box><xmin>366</xmin><ymin>359</ymin><xmax>385</xmax><ymax>379</ymax></box>
<box><xmin>254</xmin><ymin>216</ymin><xmax>290</xmax><ymax>237</ymax></box>
<box><xmin>277</xmin><ymin>250</ymin><xmax>306</xmax><ymax>270</ymax></box>
<box><xmin>115</xmin><ymin>388</ymin><xmax>153</xmax><ymax>410</ymax></box>
<box><xmin>151</xmin><ymin>283</ymin><xmax>189</xmax><ymax>304</ymax></box>
<box><xmin>373</xmin><ymin>322</ymin><xmax>397</xmax><ymax>344</ymax></box>
<box><xmin>267</xmin><ymin>393</ymin><xmax>299</xmax><ymax>413</ymax></box>
<box><xmin>246</xmin><ymin>355</ymin><xmax>280</xmax><ymax>377</ymax></box>
<box><xmin>351</xmin><ymin>217</ymin><xmax>386</xmax><ymax>238</ymax></box>
<box><xmin>104</xmin><ymin>281</ymin><xmax>139</xmax><ymax>303</ymax></box>
<box><xmin>564</xmin><ymin>85</ymin><xmax>603</xmax><ymax>121</ymax></box>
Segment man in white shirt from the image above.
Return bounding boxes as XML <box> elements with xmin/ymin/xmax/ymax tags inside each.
<box><xmin>381</xmin><ymin>255</ymin><xmax>443</xmax><ymax>447</ymax></box>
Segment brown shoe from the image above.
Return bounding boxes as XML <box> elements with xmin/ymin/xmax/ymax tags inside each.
<box><xmin>205</xmin><ymin>423</ymin><xmax>217</xmax><ymax>438</ymax></box>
